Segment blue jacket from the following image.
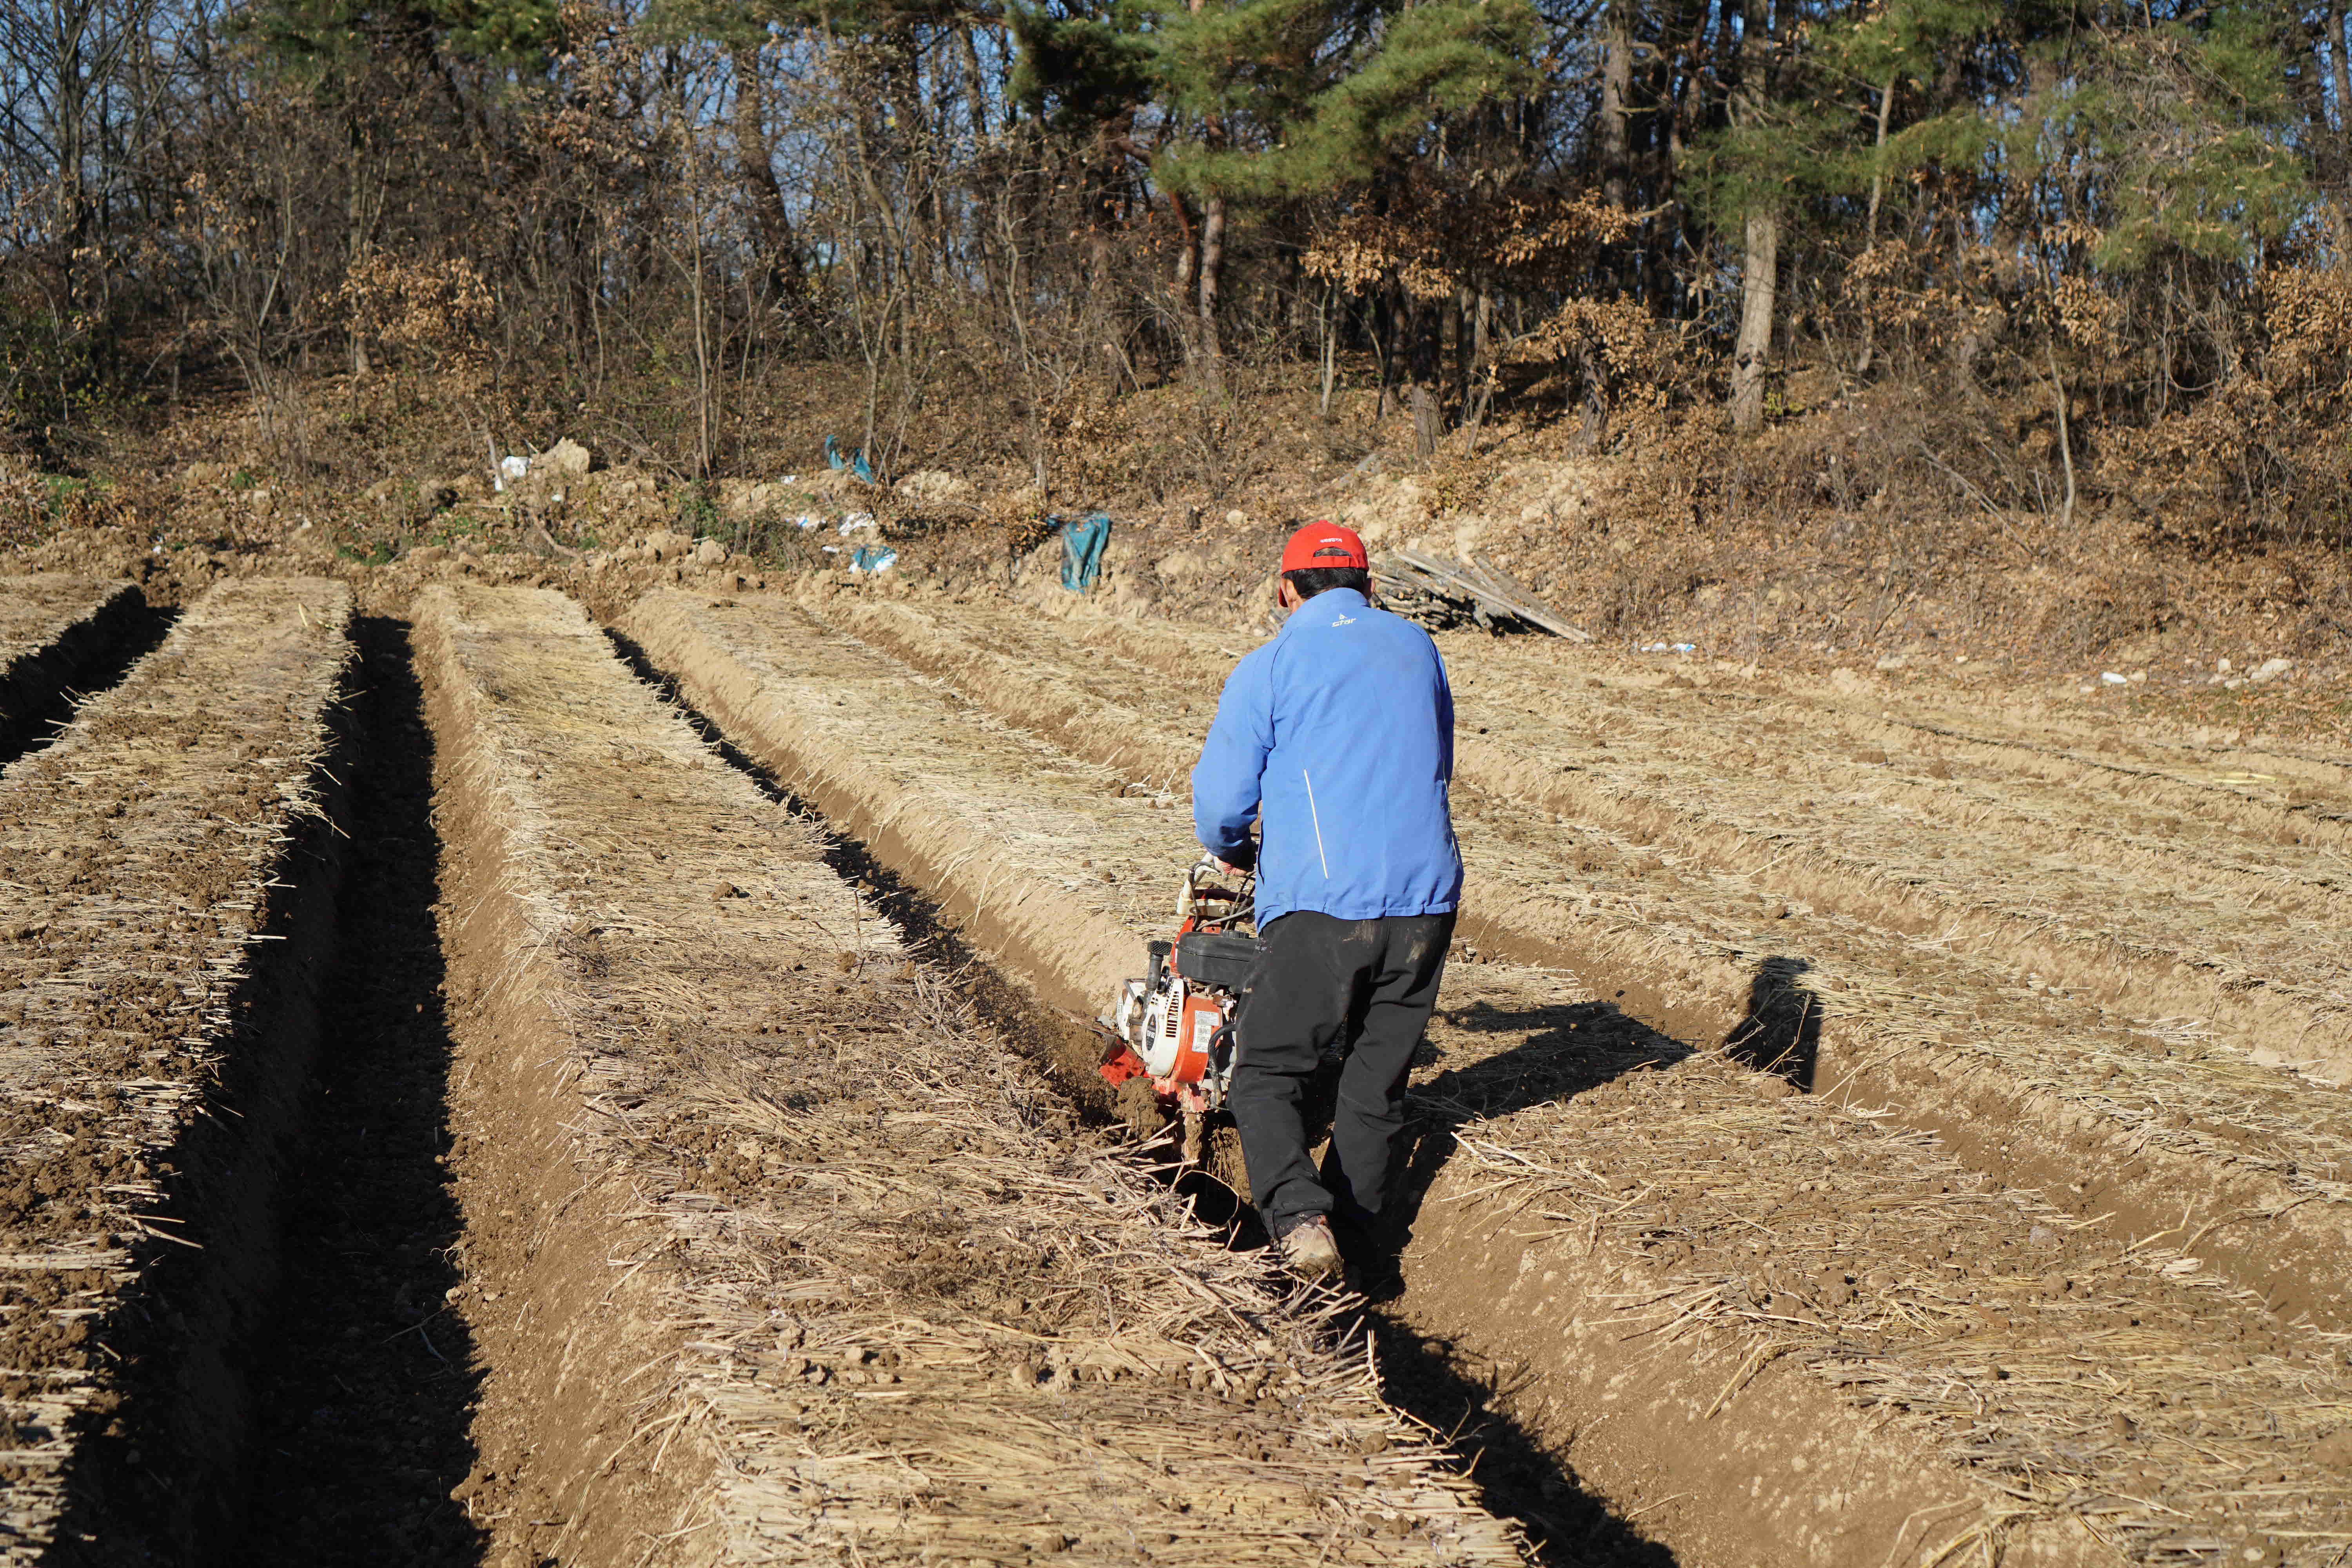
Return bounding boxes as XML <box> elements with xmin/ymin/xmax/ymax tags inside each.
<box><xmin>1192</xmin><ymin>588</ymin><xmax>1463</xmax><ymax>927</ymax></box>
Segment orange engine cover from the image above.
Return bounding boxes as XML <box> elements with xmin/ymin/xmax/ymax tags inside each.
<box><xmin>1167</xmin><ymin>988</ymin><xmax>1225</xmax><ymax>1085</ymax></box>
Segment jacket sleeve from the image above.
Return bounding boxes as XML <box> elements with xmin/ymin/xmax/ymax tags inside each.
<box><xmin>1192</xmin><ymin>647</ymin><xmax>1275</xmax><ymax>867</ymax></box>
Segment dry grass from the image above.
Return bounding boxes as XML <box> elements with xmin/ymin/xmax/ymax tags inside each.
<box><xmin>896</xmin><ymin>597</ymin><xmax>2352</xmax><ymax>1066</ymax></box>
<box><xmin>422</xmin><ymin>582</ymin><xmax>1523</xmax><ymax>1568</ymax></box>
<box><xmin>0</xmin><ymin>576</ymin><xmax>142</xmax><ymax>749</ymax></box>
<box><xmin>621</xmin><ymin>585</ymin><xmax>2333</xmax><ymax>1561</ymax></box>
<box><xmin>0</xmin><ymin>577</ymin><xmax>126</xmax><ymax>671</ymax></box>
<box><xmin>0</xmin><ymin>577</ymin><xmax>353</xmax><ymax>1559</ymax></box>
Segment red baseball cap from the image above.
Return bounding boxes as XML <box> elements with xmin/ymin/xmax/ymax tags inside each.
<box><xmin>1279</xmin><ymin>520</ymin><xmax>1368</xmax><ymax>575</ymax></box>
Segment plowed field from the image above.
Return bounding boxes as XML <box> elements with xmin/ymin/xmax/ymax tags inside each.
<box><xmin>2</xmin><ymin>568</ymin><xmax>2346</xmax><ymax>1568</ymax></box>
<box><xmin>0</xmin><ymin>577</ymin><xmax>352</xmax><ymax>1560</ymax></box>
<box><xmin>617</xmin><ymin>585</ymin><xmax>2352</xmax><ymax>1568</ymax></box>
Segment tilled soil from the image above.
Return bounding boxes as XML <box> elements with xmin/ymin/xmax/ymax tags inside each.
<box><xmin>804</xmin><ymin>595</ymin><xmax>2352</xmax><ymax>1336</ymax></box>
<box><xmin>619</xmin><ymin>585</ymin><xmax>2352</xmax><ymax>1568</ymax></box>
<box><xmin>420</xmin><ymin>583</ymin><xmax>1521</xmax><ymax>1568</ymax></box>
<box><xmin>0</xmin><ymin>579</ymin><xmax>354</xmax><ymax>1562</ymax></box>
<box><xmin>5</xmin><ymin>566</ymin><xmax>2348</xmax><ymax>1568</ymax></box>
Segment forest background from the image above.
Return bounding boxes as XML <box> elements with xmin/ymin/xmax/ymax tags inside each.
<box><xmin>6</xmin><ymin>0</ymin><xmax>2352</xmax><ymax>673</ymax></box>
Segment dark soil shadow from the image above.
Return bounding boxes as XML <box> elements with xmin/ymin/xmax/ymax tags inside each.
<box><xmin>229</xmin><ymin>618</ymin><xmax>483</xmax><ymax>1567</ymax></box>
<box><xmin>1371</xmin><ymin>1326</ymin><xmax>1679</xmax><ymax>1568</ymax></box>
<box><xmin>1722</xmin><ymin>956</ymin><xmax>1820</xmax><ymax>1089</ymax></box>
<box><xmin>0</xmin><ymin>594</ymin><xmax>175</xmax><ymax>769</ymax></box>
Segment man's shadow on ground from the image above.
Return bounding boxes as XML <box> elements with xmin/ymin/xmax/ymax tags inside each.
<box><xmin>1336</xmin><ymin>996</ymin><xmax>1690</xmax><ymax>1568</ymax></box>
<box><xmin>1379</xmin><ymin>955</ymin><xmax>1819</xmax><ymax>1250</ymax></box>
<box><xmin>1333</xmin><ymin>956</ymin><xmax>1817</xmax><ymax>1568</ymax></box>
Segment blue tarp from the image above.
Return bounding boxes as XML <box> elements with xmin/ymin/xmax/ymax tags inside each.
<box><xmin>1057</xmin><ymin>513</ymin><xmax>1112</xmax><ymax>592</ymax></box>
<box><xmin>823</xmin><ymin>434</ymin><xmax>876</xmax><ymax>484</ymax></box>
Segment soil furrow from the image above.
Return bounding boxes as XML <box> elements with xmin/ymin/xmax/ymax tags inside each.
<box><xmin>617</xmin><ymin>587</ymin><xmax>2352</xmax><ymax>1568</ymax></box>
<box><xmin>804</xmin><ymin>594</ymin><xmax>2352</xmax><ymax>1333</ymax></box>
<box><xmin>0</xmin><ymin>579</ymin><xmax>355</xmax><ymax>1563</ymax></box>
<box><xmin>0</xmin><ymin>577</ymin><xmax>171</xmax><ymax>768</ymax></box>
<box><xmin>231</xmin><ymin>615</ymin><xmax>483</xmax><ymax>1568</ymax></box>
<box><xmin>420</xmin><ymin>583</ymin><xmax>1524</xmax><ymax>1568</ymax></box>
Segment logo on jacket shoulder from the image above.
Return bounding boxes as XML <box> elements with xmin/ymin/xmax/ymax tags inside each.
<box><xmin>1329</xmin><ymin>612</ymin><xmax>1356</xmax><ymax>626</ymax></box>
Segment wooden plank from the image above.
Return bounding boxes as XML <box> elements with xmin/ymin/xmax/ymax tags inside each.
<box><xmin>1379</xmin><ymin>550</ymin><xmax>1590</xmax><ymax>641</ymax></box>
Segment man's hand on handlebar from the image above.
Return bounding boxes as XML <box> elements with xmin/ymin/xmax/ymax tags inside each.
<box><xmin>1201</xmin><ymin>838</ymin><xmax>1256</xmax><ymax>878</ymax></box>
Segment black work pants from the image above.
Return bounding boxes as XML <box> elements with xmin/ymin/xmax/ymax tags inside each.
<box><xmin>1229</xmin><ymin>909</ymin><xmax>1455</xmax><ymax>1228</ymax></box>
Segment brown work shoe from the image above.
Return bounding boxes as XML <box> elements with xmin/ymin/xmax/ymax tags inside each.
<box><xmin>1272</xmin><ymin>1213</ymin><xmax>1343</xmax><ymax>1281</ymax></box>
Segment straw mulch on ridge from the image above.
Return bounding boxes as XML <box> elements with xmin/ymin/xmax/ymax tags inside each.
<box><xmin>1042</xmin><ymin>604</ymin><xmax>2352</xmax><ymax>1070</ymax></box>
<box><xmin>654</xmin><ymin>586</ymin><xmax>2352</xmax><ymax>1564</ymax></box>
<box><xmin>0</xmin><ymin>577</ymin><xmax>141</xmax><ymax>751</ymax></box>
<box><xmin>0</xmin><ymin>578</ymin><xmax>353</xmax><ymax>1560</ymax></box>
<box><xmin>420</xmin><ymin>583</ymin><xmax>1524</xmax><ymax>1568</ymax></box>
<box><xmin>0</xmin><ymin>577</ymin><xmax>123</xmax><ymax>667</ymax></box>
<box><xmin>1415</xmin><ymin>962</ymin><xmax>2352</xmax><ymax>1565</ymax></box>
<box><xmin>802</xmin><ymin>595</ymin><xmax>2352</xmax><ymax>1336</ymax></box>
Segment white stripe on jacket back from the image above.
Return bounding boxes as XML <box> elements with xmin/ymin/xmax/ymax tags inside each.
<box><xmin>1302</xmin><ymin>769</ymin><xmax>1331</xmax><ymax>878</ymax></box>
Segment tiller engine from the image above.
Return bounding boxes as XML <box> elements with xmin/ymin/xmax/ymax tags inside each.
<box><xmin>1099</xmin><ymin>858</ymin><xmax>1262</xmax><ymax>1165</ymax></box>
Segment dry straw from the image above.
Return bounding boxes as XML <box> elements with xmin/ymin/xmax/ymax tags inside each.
<box><xmin>809</xmin><ymin>596</ymin><xmax>2352</xmax><ymax>1331</ymax></box>
<box><xmin>760</xmin><ymin>589</ymin><xmax>2352</xmax><ymax>1561</ymax></box>
<box><xmin>1409</xmin><ymin>958</ymin><xmax>2352</xmax><ymax>1563</ymax></box>
<box><xmin>852</xmin><ymin>596</ymin><xmax>2352</xmax><ymax>1070</ymax></box>
<box><xmin>425</xmin><ymin>584</ymin><xmax>1524</xmax><ymax>1568</ymax></box>
<box><xmin>0</xmin><ymin>576</ymin><xmax>126</xmax><ymax>673</ymax></box>
<box><xmin>0</xmin><ymin>578</ymin><xmax>352</xmax><ymax>1561</ymax></box>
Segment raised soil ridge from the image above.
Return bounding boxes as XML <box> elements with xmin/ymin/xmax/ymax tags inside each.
<box><xmin>617</xmin><ymin>586</ymin><xmax>2352</xmax><ymax>1567</ymax></box>
<box><xmin>809</xmin><ymin>594</ymin><xmax>2352</xmax><ymax>1335</ymax></box>
<box><xmin>420</xmin><ymin>582</ymin><xmax>1523</xmax><ymax>1567</ymax></box>
<box><xmin>0</xmin><ymin>578</ymin><xmax>354</xmax><ymax>1561</ymax></box>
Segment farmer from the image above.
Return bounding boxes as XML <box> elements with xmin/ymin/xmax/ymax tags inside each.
<box><xmin>1192</xmin><ymin>520</ymin><xmax>1463</xmax><ymax>1280</ymax></box>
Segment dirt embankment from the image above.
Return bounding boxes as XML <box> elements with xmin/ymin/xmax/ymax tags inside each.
<box><xmin>807</xmin><ymin>595</ymin><xmax>2352</xmax><ymax>1336</ymax></box>
<box><xmin>0</xmin><ymin>578</ymin><xmax>355</xmax><ymax>1563</ymax></box>
<box><xmin>421</xmin><ymin>582</ymin><xmax>1524</xmax><ymax>1568</ymax></box>
<box><xmin>615</xmin><ymin>586</ymin><xmax>2352</xmax><ymax>1567</ymax></box>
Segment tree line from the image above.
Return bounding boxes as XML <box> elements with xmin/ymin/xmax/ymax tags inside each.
<box><xmin>4</xmin><ymin>0</ymin><xmax>2350</xmax><ymax>547</ymax></box>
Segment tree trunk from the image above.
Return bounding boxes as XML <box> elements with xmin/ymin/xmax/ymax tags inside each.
<box><xmin>1169</xmin><ymin>191</ymin><xmax>1197</xmax><ymax>294</ymax></box>
<box><xmin>1651</xmin><ymin>13</ymin><xmax>1698</xmax><ymax>305</ymax></box>
<box><xmin>1727</xmin><ymin>0</ymin><xmax>1777</xmax><ymax>433</ymax></box>
<box><xmin>2045</xmin><ymin>335</ymin><xmax>2075</xmax><ymax>531</ymax></box>
<box><xmin>730</xmin><ymin>42</ymin><xmax>797</xmax><ymax>297</ymax></box>
<box><xmin>1185</xmin><ymin>0</ymin><xmax>1225</xmax><ymax>388</ymax></box>
<box><xmin>1318</xmin><ymin>285</ymin><xmax>1338</xmax><ymax>416</ymax></box>
<box><xmin>1854</xmin><ymin>76</ymin><xmax>1895</xmax><ymax>376</ymax></box>
<box><xmin>1407</xmin><ymin>297</ymin><xmax>1441</xmax><ymax>458</ymax></box>
<box><xmin>1439</xmin><ymin>285</ymin><xmax>1458</xmax><ymax>411</ymax></box>
<box><xmin>1601</xmin><ymin>2</ymin><xmax>1632</xmax><ymax>212</ymax></box>
<box><xmin>1197</xmin><ymin>192</ymin><xmax>1226</xmax><ymax>386</ymax></box>
<box><xmin>957</xmin><ymin>21</ymin><xmax>990</xmax><ymax>141</ymax></box>
<box><xmin>2332</xmin><ymin>2</ymin><xmax>2352</xmax><ymax>187</ymax></box>
<box><xmin>1730</xmin><ymin>208</ymin><xmax>1779</xmax><ymax>432</ymax></box>
<box><xmin>347</xmin><ymin>118</ymin><xmax>371</xmax><ymax>378</ymax></box>
<box><xmin>1374</xmin><ymin>285</ymin><xmax>1399</xmax><ymax>417</ymax></box>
